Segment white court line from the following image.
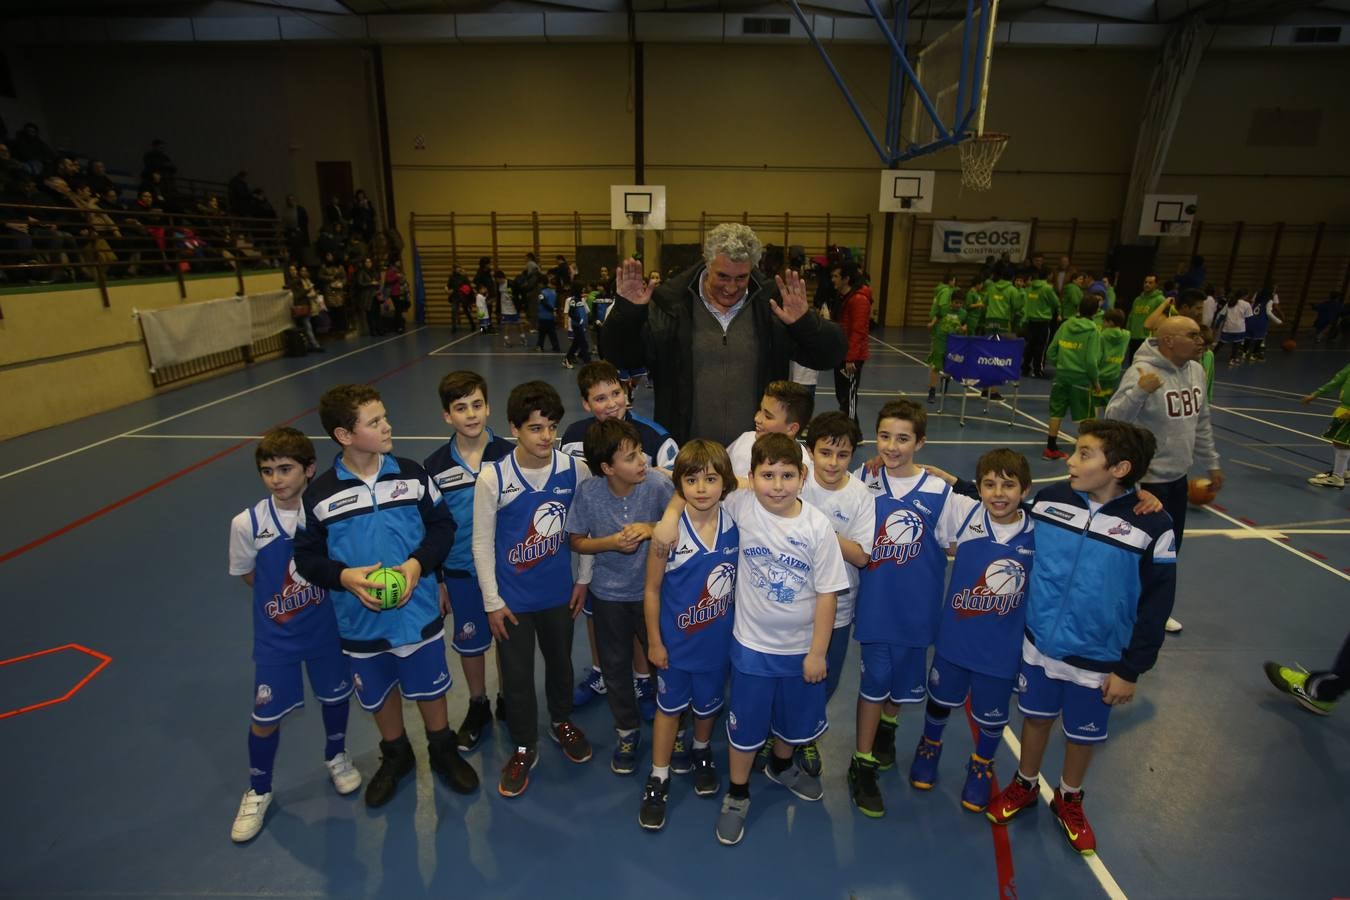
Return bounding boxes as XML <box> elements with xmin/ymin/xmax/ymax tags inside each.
<box><xmin>1221</xmin><ymin>407</ymin><xmax>1331</xmax><ymax>418</ymax></box>
<box><xmin>124</xmin><ymin>433</ymin><xmax>449</xmax><ymax>442</ymax></box>
<box><xmin>999</xmin><ymin>726</ymin><xmax>1129</xmax><ymax>900</ymax></box>
<box><xmin>1262</xmin><ymin>517</ymin><xmax>1350</xmax><ymax>529</ymax></box>
<box><xmin>1189</xmin><ymin>527</ymin><xmax>1350</xmax><ymax>537</ymax></box>
<box><xmin>1202</xmin><ymin>504</ymin><xmax>1350</xmax><ymax>583</ymax></box>
<box><xmin>1213</xmin><ymin>380</ymin><xmax>1336</xmax><ymax>403</ymax></box>
<box><xmin>1229</xmin><ymin>459</ymin><xmax>1272</xmax><ymax>471</ymax></box>
<box><xmin>1210</xmin><ymin>405</ymin><xmax>1330</xmax><ymax>443</ymax></box>
<box><xmin>0</xmin><ymin>328</ymin><xmax>462</xmax><ymax>483</ymax></box>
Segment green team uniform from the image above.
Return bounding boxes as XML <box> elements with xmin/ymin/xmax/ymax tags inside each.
<box><xmin>927</xmin><ymin>305</ymin><xmax>967</xmax><ymax>370</ymax></box>
<box><xmin>1201</xmin><ymin>349</ymin><xmax>1215</xmax><ymax>402</ymax></box>
<box><xmin>1047</xmin><ymin>315</ymin><xmax>1101</xmax><ymax>421</ymax></box>
<box><xmin>963</xmin><ymin>288</ymin><xmax>985</xmax><ymax>334</ymax></box>
<box><xmin>1023</xmin><ymin>279</ymin><xmax>1056</xmax><ymax>323</ymax></box>
<box><xmin>1059</xmin><ymin>281</ymin><xmax>1084</xmax><ymax>323</ymax></box>
<box><xmin>1128</xmin><ymin>288</ymin><xmax>1166</xmax><ymax>340</ymax></box>
<box><xmin>1093</xmin><ymin>325</ymin><xmax>1131</xmax><ymax>413</ymax></box>
<box><xmin>1309</xmin><ymin>362</ymin><xmax>1350</xmax><ymax>445</ymax></box>
<box><xmin>982</xmin><ymin>279</ymin><xmax>1016</xmax><ymax>334</ymax></box>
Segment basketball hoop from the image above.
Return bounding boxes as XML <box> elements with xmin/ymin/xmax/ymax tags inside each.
<box><xmin>959</xmin><ymin>132</ymin><xmax>1009</xmax><ymax>192</ymax></box>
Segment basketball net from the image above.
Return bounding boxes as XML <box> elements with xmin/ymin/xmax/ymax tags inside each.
<box><xmin>959</xmin><ymin>132</ymin><xmax>1009</xmax><ymax>192</ymax></box>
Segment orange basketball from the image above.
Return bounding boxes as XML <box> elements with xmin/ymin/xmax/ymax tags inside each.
<box><xmin>1187</xmin><ymin>478</ymin><xmax>1218</xmax><ymax>506</ymax></box>
<box><xmin>1281</xmin><ymin>338</ymin><xmax>1297</xmax><ymax>351</ymax></box>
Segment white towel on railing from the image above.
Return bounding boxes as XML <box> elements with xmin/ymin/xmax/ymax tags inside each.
<box><xmin>138</xmin><ymin>295</ymin><xmax>253</xmax><ymax>370</ymax></box>
<box><xmin>250</xmin><ymin>289</ymin><xmax>297</xmax><ymax>344</ymax></box>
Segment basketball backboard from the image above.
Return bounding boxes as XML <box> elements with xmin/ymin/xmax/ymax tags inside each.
<box><xmin>879</xmin><ymin>169</ymin><xmax>935</xmax><ymax>213</ymax></box>
<box><xmin>1139</xmin><ymin>193</ymin><xmax>1197</xmax><ymax>237</ymax></box>
<box><xmin>610</xmin><ymin>185</ymin><xmax>667</xmax><ymax>231</ymax></box>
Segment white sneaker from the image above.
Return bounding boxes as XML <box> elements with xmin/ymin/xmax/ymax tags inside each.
<box><xmin>1165</xmin><ymin>616</ymin><xmax>1184</xmax><ymax>634</ymax></box>
<box><xmin>231</xmin><ymin>789</ymin><xmax>272</xmax><ymax>842</ymax></box>
<box><xmin>326</xmin><ymin>751</ymin><xmax>363</xmax><ymax>795</ymax></box>
<box><xmin>1307</xmin><ymin>472</ymin><xmax>1346</xmax><ymax>489</ymax></box>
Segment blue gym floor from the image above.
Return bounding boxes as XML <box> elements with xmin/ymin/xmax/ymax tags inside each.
<box><xmin>1</xmin><ymin>326</ymin><xmax>1347</xmax><ymax>900</ymax></box>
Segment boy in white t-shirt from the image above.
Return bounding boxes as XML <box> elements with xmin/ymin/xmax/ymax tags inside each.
<box><xmin>785</xmin><ymin>411</ymin><xmax>873</xmax><ymax>779</ymax></box>
<box><xmin>725</xmin><ymin>380</ymin><xmax>814</xmax><ymax>477</ymax></box>
<box><xmin>713</xmin><ymin>432</ymin><xmax>849</xmax><ymax>846</ymax></box>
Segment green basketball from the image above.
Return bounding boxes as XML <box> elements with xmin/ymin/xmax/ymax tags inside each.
<box><xmin>369</xmin><ymin>567</ymin><xmax>407</xmax><ymax>610</ymax></box>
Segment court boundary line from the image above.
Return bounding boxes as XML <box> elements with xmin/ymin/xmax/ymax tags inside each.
<box><xmin>1198</xmin><ymin>504</ymin><xmax>1350</xmax><ymax>583</ymax></box>
<box><xmin>0</xmin><ymin>644</ymin><xmax>112</xmax><ymax>720</ymax></box>
<box><xmin>1210</xmin><ymin>404</ymin><xmax>1329</xmax><ymax>444</ymax></box>
<box><xmin>0</xmin><ymin>329</ymin><xmax>430</xmax><ymax>483</ymax></box>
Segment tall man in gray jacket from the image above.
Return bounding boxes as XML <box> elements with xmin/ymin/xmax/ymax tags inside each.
<box><xmin>1105</xmin><ymin>315</ymin><xmax>1224</xmax><ymax>634</ymax></box>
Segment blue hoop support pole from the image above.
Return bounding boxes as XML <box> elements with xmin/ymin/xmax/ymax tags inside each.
<box><xmin>788</xmin><ymin>0</ymin><xmax>892</xmax><ymax>165</ymax></box>
<box><xmin>863</xmin><ymin>0</ymin><xmax>951</xmax><ymax>143</ymax></box>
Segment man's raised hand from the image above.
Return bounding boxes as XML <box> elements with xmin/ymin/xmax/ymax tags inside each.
<box><xmin>770</xmin><ymin>269</ymin><xmax>809</xmax><ymax>324</ymax></box>
<box><xmin>616</xmin><ymin>257</ymin><xmax>653</xmax><ymax>305</ymax></box>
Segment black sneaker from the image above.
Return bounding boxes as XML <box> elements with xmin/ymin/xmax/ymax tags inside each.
<box><xmin>848</xmin><ymin>756</ymin><xmax>885</xmax><ymax>818</ymax></box>
<box><xmin>364</xmin><ymin>736</ymin><xmax>416</xmax><ymax>808</ymax></box>
<box><xmin>498</xmin><ymin>745</ymin><xmax>539</xmax><ymax>798</ymax></box>
<box><xmin>495</xmin><ymin>692</ymin><xmax>508</xmax><ymax>721</ymax></box>
<box><xmin>692</xmin><ymin>747</ymin><xmax>720</xmax><ymax>797</ymax></box>
<box><xmin>638</xmin><ymin>775</ymin><xmax>670</xmax><ymax>831</ymax></box>
<box><xmin>456</xmin><ymin>698</ymin><xmax>492</xmax><ymax>752</ymax></box>
<box><xmin>428</xmin><ymin>736</ymin><xmax>480</xmax><ymax>794</ymax></box>
<box><xmin>874</xmin><ymin>719</ymin><xmax>898</xmax><ymax>771</ymax></box>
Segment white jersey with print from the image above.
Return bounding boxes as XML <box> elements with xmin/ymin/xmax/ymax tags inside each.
<box><xmin>799</xmin><ymin>473</ymin><xmax>874</xmax><ymax>627</ymax></box>
<box><xmin>726</xmin><ymin>430</ymin><xmax>812</xmax><ymax>479</ymax></box>
<box><xmin>723</xmin><ymin>489</ymin><xmax>850</xmax><ymax>656</ymax></box>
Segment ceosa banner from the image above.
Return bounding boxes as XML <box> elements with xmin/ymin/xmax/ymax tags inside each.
<box><xmin>929</xmin><ymin>220</ymin><xmax>1032</xmax><ymax>263</ymax></box>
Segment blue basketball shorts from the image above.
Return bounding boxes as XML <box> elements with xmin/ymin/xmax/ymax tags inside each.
<box><xmin>445</xmin><ymin>572</ymin><xmax>491</xmax><ymax>656</ymax></box>
<box><xmin>656</xmin><ymin>662</ymin><xmax>728</xmax><ymax>718</ymax></box>
<box><xmin>858</xmin><ymin>642</ymin><xmax>928</xmax><ymax>705</ymax></box>
<box><xmin>926</xmin><ymin>654</ymin><xmax>1016</xmax><ymax>728</ymax></box>
<box><xmin>348</xmin><ymin>635</ymin><xmax>453</xmax><ymax>711</ymax></box>
<box><xmin>252</xmin><ymin>651</ymin><xmax>353</xmax><ymax>724</ymax></box>
<box><xmin>725</xmin><ymin>665</ymin><xmax>828</xmax><ymax>751</ymax></box>
<box><xmin>1016</xmin><ymin>659</ymin><xmax>1112</xmax><ymax>744</ymax></box>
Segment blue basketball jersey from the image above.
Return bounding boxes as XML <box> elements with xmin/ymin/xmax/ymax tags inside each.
<box><xmin>660</xmin><ymin>509</ymin><xmax>740</xmax><ymax>672</ymax></box>
<box><xmin>423</xmin><ymin>431</ymin><xmax>515</xmax><ymax>574</ymax></box>
<box><xmin>854</xmin><ymin>469</ymin><xmax>951</xmax><ymax>647</ymax></box>
<box><xmin>492</xmin><ymin>450</ymin><xmax>578</xmax><ymax>613</ymax></box>
<box><xmin>935</xmin><ymin>505</ymin><xmax>1034</xmax><ymax>679</ymax></box>
<box><xmin>247</xmin><ymin>498</ymin><xmax>340</xmax><ymax>664</ymax></box>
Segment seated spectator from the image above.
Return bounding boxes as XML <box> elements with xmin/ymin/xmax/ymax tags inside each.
<box><xmin>139</xmin><ymin>170</ymin><xmax>168</xmax><ymax>209</ymax></box>
<box><xmin>316</xmin><ymin>219</ymin><xmax>346</xmax><ymax>260</ymax></box>
<box><xmin>0</xmin><ymin>143</ymin><xmax>26</xmax><ymax>191</ymax></box>
<box><xmin>2</xmin><ymin>176</ymin><xmax>78</xmax><ymax>282</ymax></box>
<box><xmin>11</xmin><ymin>123</ymin><xmax>55</xmax><ymax>176</ymax></box>
<box><xmin>77</xmin><ymin>160</ymin><xmax>117</xmax><ymax>198</ymax></box>
<box><xmin>122</xmin><ymin>189</ymin><xmax>169</xmax><ymax>274</ymax></box>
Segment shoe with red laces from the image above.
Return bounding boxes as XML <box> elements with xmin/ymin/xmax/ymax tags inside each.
<box><xmin>498</xmin><ymin>746</ymin><xmax>539</xmax><ymax>798</ymax></box>
<box><xmin>551</xmin><ymin>720</ymin><xmax>593</xmax><ymax>764</ymax></box>
<box><xmin>986</xmin><ymin>774</ymin><xmax>1039</xmax><ymax>825</ymax></box>
<box><xmin>1042</xmin><ymin>448</ymin><xmax>1068</xmax><ymax>461</ymax></box>
<box><xmin>1051</xmin><ymin>788</ymin><xmax>1097</xmax><ymax>856</ymax></box>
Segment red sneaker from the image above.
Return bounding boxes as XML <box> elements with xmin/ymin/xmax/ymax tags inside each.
<box><xmin>986</xmin><ymin>775</ymin><xmax>1039</xmax><ymax>825</ymax></box>
<box><xmin>1042</xmin><ymin>448</ymin><xmax>1068</xmax><ymax>460</ymax></box>
<box><xmin>1051</xmin><ymin>788</ymin><xmax>1097</xmax><ymax>856</ymax></box>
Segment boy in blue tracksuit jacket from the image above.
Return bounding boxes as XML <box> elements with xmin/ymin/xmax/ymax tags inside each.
<box><xmin>985</xmin><ymin>418</ymin><xmax>1176</xmax><ymax>858</ymax></box>
<box><xmin>295</xmin><ymin>383</ymin><xmax>480</xmax><ymax>810</ymax></box>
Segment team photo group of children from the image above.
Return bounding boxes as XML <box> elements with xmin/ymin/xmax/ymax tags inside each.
<box><xmin>227</xmin><ymin>350</ymin><xmax>1190</xmax><ymax>858</ymax></box>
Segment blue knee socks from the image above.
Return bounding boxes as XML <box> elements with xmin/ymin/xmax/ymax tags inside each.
<box><xmin>976</xmin><ymin>726</ymin><xmax>1001</xmax><ymax>760</ymax></box>
<box><xmin>321</xmin><ymin>701</ymin><xmax>350</xmax><ymax>761</ymax></box>
<box><xmin>248</xmin><ymin>729</ymin><xmax>280</xmax><ymax>794</ymax></box>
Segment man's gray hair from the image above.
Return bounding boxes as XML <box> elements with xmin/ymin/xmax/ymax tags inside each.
<box><xmin>703</xmin><ymin>223</ymin><xmax>763</xmax><ymax>267</ymax></box>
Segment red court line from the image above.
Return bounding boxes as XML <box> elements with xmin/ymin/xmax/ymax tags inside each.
<box><xmin>965</xmin><ymin>700</ymin><xmax>1017</xmax><ymax>900</ymax></box>
<box><xmin>0</xmin><ymin>644</ymin><xmax>112</xmax><ymax>720</ymax></box>
<box><xmin>0</xmin><ymin>349</ymin><xmax>438</xmax><ymax>567</ymax></box>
